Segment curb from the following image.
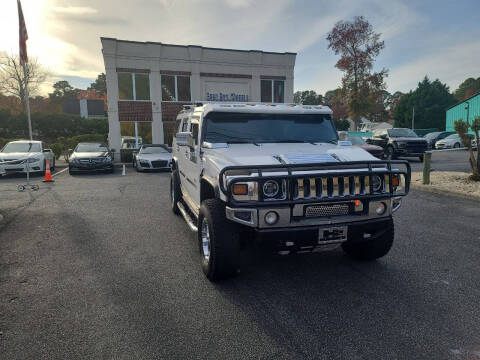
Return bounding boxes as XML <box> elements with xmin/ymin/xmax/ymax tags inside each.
<box><xmin>410</xmin><ymin>182</ymin><xmax>480</xmax><ymax>201</ymax></box>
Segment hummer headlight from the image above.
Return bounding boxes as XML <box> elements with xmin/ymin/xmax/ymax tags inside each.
<box><xmin>371</xmin><ymin>175</ymin><xmax>383</xmax><ymax>192</ymax></box>
<box><xmin>263</xmin><ymin>180</ymin><xmax>279</xmax><ymax>198</ymax></box>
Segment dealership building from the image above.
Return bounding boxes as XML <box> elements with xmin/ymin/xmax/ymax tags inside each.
<box><xmin>101</xmin><ymin>37</ymin><xmax>296</xmax><ymax>152</ymax></box>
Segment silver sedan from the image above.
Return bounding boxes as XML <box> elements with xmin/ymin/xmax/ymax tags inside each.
<box><xmin>133</xmin><ymin>144</ymin><xmax>172</xmax><ymax>171</ymax></box>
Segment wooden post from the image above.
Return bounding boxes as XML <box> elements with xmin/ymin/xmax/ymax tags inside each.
<box><xmin>423</xmin><ymin>152</ymin><xmax>432</xmax><ymax>184</ymax></box>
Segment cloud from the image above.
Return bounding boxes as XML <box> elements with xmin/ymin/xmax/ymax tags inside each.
<box><xmin>389</xmin><ymin>41</ymin><xmax>480</xmax><ymax>92</ymax></box>
<box><xmin>52</xmin><ymin>6</ymin><xmax>98</xmax><ymax>15</ymax></box>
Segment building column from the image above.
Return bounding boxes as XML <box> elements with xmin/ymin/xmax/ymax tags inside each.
<box><xmin>104</xmin><ymin>55</ymin><xmax>121</xmax><ymax>156</ymax></box>
<box><xmin>150</xmin><ymin>70</ymin><xmax>164</xmax><ymax>143</ymax></box>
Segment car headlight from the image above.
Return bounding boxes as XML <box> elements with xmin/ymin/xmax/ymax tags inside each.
<box><xmin>26</xmin><ymin>157</ymin><xmax>40</xmax><ymax>163</ymax></box>
<box><xmin>263</xmin><ymin>180</ymin><xmax>279</xmax><ymax>198</ymax></box>
<box><xmin>371</xmin><ymin>175</ymin><xmax>383</xmax><ymax>192</ymax></box>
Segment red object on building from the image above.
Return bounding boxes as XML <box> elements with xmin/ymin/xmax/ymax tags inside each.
<box><xmin>77</xmin><ymin>89</ymin><xmax>107</xmax><ymax>111</ymax></box>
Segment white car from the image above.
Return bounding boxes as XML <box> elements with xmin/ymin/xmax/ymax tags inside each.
<box><xmin>133</xmin><ymin>144</ymin><xmax>172</xmax><ymax>171</ymax></box>
<box><xmin>0</xmin><ymin>140</ymin><xmax>55</xmax><ymax>175</ymax></box>
<box><xmin>435</xmin><ymin>134</ymin><xmax>462</xmax><ymax>149</ymax></box>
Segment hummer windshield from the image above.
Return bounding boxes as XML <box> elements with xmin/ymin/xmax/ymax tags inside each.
<box><xmin>203</xmin><ymin>112</ymin><xmax>338</xmax><ymax>144</ymax></box>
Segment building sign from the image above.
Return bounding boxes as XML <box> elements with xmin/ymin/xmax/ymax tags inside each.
<box><xmin>204</xmin><ymin>81</ymin><xmax>250</xmax><ymax>102</ymax></box>
<box><xmin>206</xmin><ymin>92</ymin><xmax>248</xmax><ymax>102</ymax></box>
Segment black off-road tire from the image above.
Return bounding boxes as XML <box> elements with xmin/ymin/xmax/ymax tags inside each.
<box><xmin>198</xmin><ymin>199</ymin><xmax>240</xmax><ymax>281</ymax></box>
<box><xmin>170</xmin><ymin>169</ymin><xmax>182</xmax><ymax>215</ymax></box>
<box><xmin>342</xmin><ymin>218</ymin><xmax>394</xmax><ymax>261</ymax></box>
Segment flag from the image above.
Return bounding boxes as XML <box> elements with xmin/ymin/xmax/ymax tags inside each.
<box><xmin>18</xmin><ymin>0</ymin><xmax>28</xmax><ymax>66</ymax></box>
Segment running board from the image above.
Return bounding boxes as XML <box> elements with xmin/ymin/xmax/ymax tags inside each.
<box><xmin>177</xmin><ymin>202</ymin><xmax>198</xmax><ymax>232</ymax></box>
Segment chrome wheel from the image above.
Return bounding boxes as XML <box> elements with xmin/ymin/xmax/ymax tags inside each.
<box><xmin>201</xmin><ymin>218</ymin><xmax>211</xmax><ymax>261</ymax></box>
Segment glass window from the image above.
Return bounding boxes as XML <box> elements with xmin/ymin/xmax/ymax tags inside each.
<box><xmin>273</xmin><ymin>80</ymin><xmax>284</xmax><ymax>103</ymax></box>
<box><xmin>2</xmin><ymin>142</ymin><xmax>41</xmax><ymax>153</ymax></box>
<box><xmin>118</xmin><ymin>73</ymin><xmax>133</xmax><ymax>100</ymax></box>
<box><xmin>75</xmin><ymin>143</ymin><xmax>108</xmax><ymax>152</ymax></box>
<box><xmin>191</xmin><ymin>123</ymin><xmax>199</xmax><ymax>146</ymax></box>
<box><xmin>135</xmin><ymin>73</ymin><xmax>150</xmax><ymax>100</ymax></box>
<box><xmin>204</xmin><ymin>112</ymin><xmax>337</xmax><ymax>144</ymax></box>
<box><xmin>388</xmin><ymin>129</ymin><xmax>418</xmax><ymax>137</ymax></box>
<box><xmin>162</xmin><ymin>75</ymin><xmax>176</xmax><ymax>101</ymax></box>
<box><xmin>120</xmin><ymin>122</ymin><xmax>152</xmax><ymax>149</ymax></box>
<box><xmin>177</xmin><ymin>76</ymin><xmax>191</xmax><ymax>101</ymax></box>
<box><xmin>261</xmin><ymin>80</ymin><xmax>272</xmax><ymax>102</ymax></box>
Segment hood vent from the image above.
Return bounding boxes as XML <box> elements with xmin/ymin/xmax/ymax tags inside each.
<box><xmin>281</xmin><ymin>153</ymin><xmax>338</xmax><ymax>164</ymax></box>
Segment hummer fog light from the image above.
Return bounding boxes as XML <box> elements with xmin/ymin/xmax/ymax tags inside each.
<box><xmin>263</xmin><ymin>180</ymin><xmax>279</xmax><ymax>198</ymax></box>
<box><xmin>264</xmin><ymin>211</ymin><xmax>279</xmax><ymax>225</ymax></box>
<box><xmin>375</xmin><ymin>202</ymin><xmax>387</xmax><ymax>215</ymax></box>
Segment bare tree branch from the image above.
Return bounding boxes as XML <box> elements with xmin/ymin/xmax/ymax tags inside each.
<box><xmin>0</xmin><ymin>52</ymin><xmax>48</xmax><ymax>110</ymax></box>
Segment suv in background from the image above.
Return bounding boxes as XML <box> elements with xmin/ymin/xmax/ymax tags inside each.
<box><xmin>366</xmin><ymin>128</ymin><xmax>428</xmax><ymax>161</ymax></box>
<box><xmin>424</xmin><ymin>131</ymin><xmax>455</xmax><ymax>149</ymax></box>
<box><xmin>171</xmin><ymin>103</ymin><xmax>411</xmax><ymax>281</ymax></box>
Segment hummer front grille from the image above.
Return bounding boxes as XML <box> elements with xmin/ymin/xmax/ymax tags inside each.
<box><xmin>305</xmin><ymin>203</ymin><xmax>351</xmax><ymax>217</ymax></box>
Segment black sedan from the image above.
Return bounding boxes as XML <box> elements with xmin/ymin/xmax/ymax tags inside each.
<box><xmin>68</xmin><ymin>142</ymin><xmax>114</xmax><ymax>174</ymax></box>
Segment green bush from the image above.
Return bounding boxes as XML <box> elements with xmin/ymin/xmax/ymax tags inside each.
<box><xmin>333</xmin><ymin>118</ymin><xmax>350</xmax><ymax>131</ymax></box>
<box><xmin>120</xmin><ymin>149</ymin><xmax>134</xmax><ymax>163</ymax></box>
<box><xmin>49</xmin><ymin>143</ymin><xmax>64</xmax><ymax>159</ymax></box>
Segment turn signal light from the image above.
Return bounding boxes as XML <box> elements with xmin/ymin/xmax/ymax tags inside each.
<box><xmin>232</xmin><ymin>183</ymin><xmax>248</xmax><ymax>195</ymax></box>
<box><xmin>391</xmin><ymin>175</ymin><xmax>400</xmax><ymax>187</ymax></box>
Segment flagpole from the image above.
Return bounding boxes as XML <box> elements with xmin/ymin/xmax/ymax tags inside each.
<box><xmin>23</xmin><ymin>63</ymin><xmax>32</xmax><ymax>140</ymax></box>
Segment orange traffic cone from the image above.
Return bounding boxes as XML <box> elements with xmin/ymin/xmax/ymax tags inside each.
<box><xmin>43</xmin><ymin>159</ymin><xmax>54</xmax><ymax>183</ymax></box>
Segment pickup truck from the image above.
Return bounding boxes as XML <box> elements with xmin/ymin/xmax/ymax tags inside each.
<box><xmin>171</xmin><ymin>103</ymin><xmax>410</xmax><ymax>281</ymax></box>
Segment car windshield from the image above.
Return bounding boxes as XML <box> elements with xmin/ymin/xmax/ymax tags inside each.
<box><xmin>1</xmin><ymin>142</ymin><xmax>41</xmax><ymax>153</ymax></box>
<box><xmin>388</xmin><ymin>129</ymin><xmax>418</xmax><ymax>138</ymax></box>
<box><xmin>444</xmin><ymin>134</ymin><xmax>459</xmax><ymax>140</ymax></box>
<box><xmin>347</xmin><ymin>137</ymin><xmax>366</xmax><ymax>145</ymax></box>
<box><xmin>75</xmin><ymin>143</ymin><xmax>108</xmax><ymax>152</ymax></box>
<box><xmin>203</xmin><ymin>112</ymin><xmax>338</xmax><ymax>144</ymax></box>
<box><xmin>140</xmin><ymin>146</ymin><xmax>169</xmax><ymax>154</ymax></box>
<box><xmin>424</xmin><ymin>132</ymin><xmax>441</xmax><ymax>140</ymax></box>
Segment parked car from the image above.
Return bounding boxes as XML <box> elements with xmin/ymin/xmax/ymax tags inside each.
<box><xmin>346</xmin><ymin>136</ymin><xmax>384</xmax><ymax>159</ymax></box>
<box><xmin>133</xmin><ymin>144</ymin><xmax>172</xmax><ymax>171</ymax></box>
<box><xmin>423</xmin><ymin>131</ymin><xmax>455</xmax><ymax>149</ymax></box>
<box><xmin>365</xmin><ymin>128</ymin><xmax>428</xmax><ymax>161</ymax></box>
<box><xmin>435</xmin><ymin>134</ymin><xmax>462</xmax><ymax>149</ymax></box>
<box><xmin>171</xmin><ymin>103</ymin><xmax>411</xmax><ymax>281</ymax></box>
<box><xmin>68</xmin><ymin>142</ymin><xmax>114</xmax><ymax>174</ymax></box>
<box><xmin>0</xmin><ymin>140</ymin><xmax>55</xmax><ymax>174</ymax></box>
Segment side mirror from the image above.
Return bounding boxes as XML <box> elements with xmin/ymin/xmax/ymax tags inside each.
<box><xmin>68</xmin><ymin>149</ymin><xmax>73</xmax><ymax>154</ymax></box>
<box><xmin>338</xmin><ymin>131</ymin><xmax>348</xmax><ymax>141</ymax></box>
<box><xmin>176</xmin><ymin>132</ymin><xmax>193</xmax><ymax>148</ymax></box>
<box><xmin>43</xmin><ymin>148</ymin><xmax>51</xmax><ymax>152</ymax></box>
<box><xmin>110</xmin><ymin>148</ymin><xmax>116</xmax><ymax>153</ymax></box>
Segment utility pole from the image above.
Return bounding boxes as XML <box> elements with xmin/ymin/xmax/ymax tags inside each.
<box><xmin>465</xmin><ymin>102</ymin><xmax>470</xmax><ymax>127</ymax></box>
<box><xmin>412</xmin><ymin>106</ymin><xmax>415</xmax><ymax>130</ymax></box>
<box><xmin>23</xmin><ymin>65</ymin><xmax>32</xmax><ymax>140</ymax></box>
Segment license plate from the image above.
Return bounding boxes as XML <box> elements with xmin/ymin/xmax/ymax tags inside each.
<box><xmin>318</xmin><ymin>226</ymin><xmax>348</xmax><ymax>244</ymax></box>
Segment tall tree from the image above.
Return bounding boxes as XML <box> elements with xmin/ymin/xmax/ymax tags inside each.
<box><xmin>326</xmin><ymin>16</ymin><xmax>388</xmax><ymax>129</ymax></box>
<box><xmin>324</xmin><ymin>88</ymin><xmax>348</xmax><ymax>121</ymax></box>
<box><xmin>49</xmin><ymin>80</ymin><xmax>79</xmax><ymax>103</ymax></box>
<box><xmin>454</xmin><ymin>77</ymin><xmax>480</xmax><ymax>101</ymax></box>
<box><xmin>0</xmin><ymin>52</ymin><xmax>47</xmax><ymax>109</ymax></box>
<box><xmin>393</xmin><ymin>76</ymin><xmax>456</xmax><ymax>130</ymax></box>
<box><xmin>88</xmin><ymin>73</ymin><xmax>107</xmax><ymax>95</ymax></box>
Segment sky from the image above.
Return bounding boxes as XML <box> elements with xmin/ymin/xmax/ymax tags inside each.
<box><xmin>0</xmin><ymin>0</ymin><xmax>478</xmax><ymax>97</ymax></box>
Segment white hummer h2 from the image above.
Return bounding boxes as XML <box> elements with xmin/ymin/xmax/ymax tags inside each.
<box><xmin>171</xmin><ymin>103</ymin><xmax>410</xmax><ymax>281</ymax></box>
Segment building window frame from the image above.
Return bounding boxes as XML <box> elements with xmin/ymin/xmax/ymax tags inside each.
<box><xmin>260</xmin><ymin>79</ymin><xmax>285</xmax><ymax>103</ymax></box>
<box><xmin>118</xmin><ymin>72</ymin><xmax>151</xmax><ymax>102</ymax></box>
<box><xmin>161</xmin><ymin>74</ymin><xmax>192</xmax><ymax>102</ymax></box>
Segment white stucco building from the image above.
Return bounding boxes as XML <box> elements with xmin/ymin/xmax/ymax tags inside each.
<box><xmin>101</xmin><ymin>37</ymin><xmax>296</xmax><ymax>152</ymax></box>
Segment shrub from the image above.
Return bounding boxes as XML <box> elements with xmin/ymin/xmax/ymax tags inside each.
<box><xmin>333</xmin><ymin>118</ymin><xmax>350</xmax><ymax>131</ymax></box>
<box><xmin>120</xmin><ymin>149</ymin><xmax>134</xmax><ymax>163</ymax></box>
<box><xmin>49</xmin><ymin>143</ymin><xmax>64</xmax><ymax>159</ymax></box>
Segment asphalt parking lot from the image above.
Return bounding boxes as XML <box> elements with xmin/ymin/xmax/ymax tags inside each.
<box><xmin>404</xmin><ymin>149</ymin><xmax>471</xmax><ymax>173</ymax></box>
<box><xmin>1</xmin><ymin>168</ymin><xmax>479</xmax><ymax>359</ymax></box>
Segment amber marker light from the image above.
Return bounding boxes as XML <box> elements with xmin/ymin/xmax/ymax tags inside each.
<box><xmin>232</xmin><ymin>183</ymin><xmax>248</xmax><ymax>195</ymax></box>
<box><xmin>391</xmin><ymin>175</ymin><xmax>400</xmax><ymax>187</ymax></box>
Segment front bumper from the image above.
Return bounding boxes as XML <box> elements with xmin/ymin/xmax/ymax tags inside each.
<box><xmin>136</xmin><ymin>158</ymin><xmax>171</xmax><ymax>170</ymax></box>
<box><xmin>226</xmin><ymin>198</ymin><xmax>402</xmax><ymax>229</ymax></box>
<box><xmin>69</xmin><ymin>163</ymin><xmax>113</xmax><ymax>172</ymax></box>
<box><xmin>0</xmin><ymin>161</ymin><xmax>43</xmax><ymax>173</ymax></box>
